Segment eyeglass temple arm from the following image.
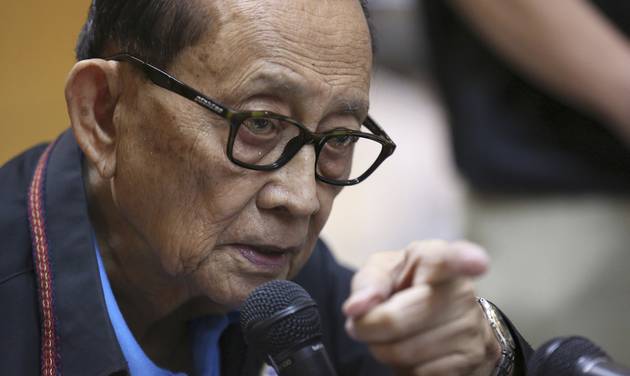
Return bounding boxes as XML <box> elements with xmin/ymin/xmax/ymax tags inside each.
<box><xmin>106</xmin><ymin>53</ymin><xmax>394</xmax><ymax>152</ymax></box>
<box><xmin>106</xmin><ymin>53</ymin><xmax>232</xmax><ymax>120</ymax></box>
<box><xmin>364</xmin><ymin>115</ymin><xmax>396</xmax><ymax>151</ymax></box>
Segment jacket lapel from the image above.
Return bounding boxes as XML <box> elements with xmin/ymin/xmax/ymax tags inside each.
<box><xmin>41</xmin><ymin>130</ymin><xmax>127</xmax><ymax>375</ymax></box>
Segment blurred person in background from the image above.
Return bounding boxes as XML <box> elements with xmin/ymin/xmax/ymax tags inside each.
<box><xmin>424</xmin><ymin>0</ymin><xmax>630</xmax><ymax>360</ymax></box>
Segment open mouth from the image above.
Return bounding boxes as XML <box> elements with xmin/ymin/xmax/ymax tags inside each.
<box><xmin>236</xmin><ymin>245</ymin><xmax>293</xmax><ymax>270</ymax></box>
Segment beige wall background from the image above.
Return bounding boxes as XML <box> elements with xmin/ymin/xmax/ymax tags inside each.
<box><xmin>0</xmin><ymin>1</ymin><xmax>89</xmax><ymax>165</ymax></box>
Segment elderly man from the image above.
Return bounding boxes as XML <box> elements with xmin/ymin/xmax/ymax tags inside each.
<box><xmin>0</xmin><ymin>0</ymin><xmax>531</xmax><ymax>375</ymax></box>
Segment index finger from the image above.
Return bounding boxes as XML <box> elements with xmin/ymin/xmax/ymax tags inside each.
<box><xmin>410</xmin><ymin>240</ymin><xmax>489</xmax><ymax>286</ymax></box>
<box><xmin>343</xmin><ymin>249</ymin><xmax>407</xmax><ymax>318</ymax></box>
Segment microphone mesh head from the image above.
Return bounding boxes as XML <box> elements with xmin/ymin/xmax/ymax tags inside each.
<box><xmin>240</xmin><ymin>280</ymin><xmax>322</xmax><ymax>358</ymax></box>
<box><xmin>528</xmin><ymin>336</ymin><xmax>608</xmax><ymax>376</ymax></box>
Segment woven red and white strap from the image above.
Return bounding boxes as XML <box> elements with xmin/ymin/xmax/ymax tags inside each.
<box><xmin>27</xmin><ymin>142</ymin><xmax>62</xmax><ymax>376</ymax></box>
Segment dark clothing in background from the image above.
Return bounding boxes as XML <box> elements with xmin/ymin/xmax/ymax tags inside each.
<box><xmin>424</xmin><ymin>0</ymin><xmax>630</xmax><ymax>194</ymax></box>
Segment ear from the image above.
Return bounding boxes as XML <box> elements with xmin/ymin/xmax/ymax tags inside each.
<box><xmin>65</xmin><ymin>59</ymin><xmax>121</xmax><ymax>179</ymax></box>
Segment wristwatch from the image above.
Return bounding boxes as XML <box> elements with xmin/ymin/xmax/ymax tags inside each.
<box><xmin>477</xmin><ymin>297</ymin><xmax>516</xmax><ymax>376</ymax></box>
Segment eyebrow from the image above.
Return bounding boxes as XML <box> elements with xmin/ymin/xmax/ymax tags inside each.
<box><xmin>334</xmin><ymin>99</ymin><xmax>370</xmax><ymax>120</ymax></box>
<box><xmin>235</xmin><ymin>69</ymin><xmax>370</xmax><ymax>121</ymax></box>
<box><xmin>235</xmin><ymin>69</ymin><xmax>311</xmax><ymax>100</ymax></box>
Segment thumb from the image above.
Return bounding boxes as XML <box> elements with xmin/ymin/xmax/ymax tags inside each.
<box><xmin>343</xmin><ymin>250</ymin><xmax>406</xmax><ymax>318</ymax></box>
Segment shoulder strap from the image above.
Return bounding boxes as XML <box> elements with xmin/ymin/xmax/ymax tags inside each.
<box><xmin>28</xmin><ymin>141</ymin><xmax>62</xmax><ymax>376</ymax></box>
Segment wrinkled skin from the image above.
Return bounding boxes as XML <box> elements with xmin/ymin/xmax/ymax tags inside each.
<box><xmin>68</xmin><ymin>0</ymin><xmax>370</xmax><ymax>371</ymax></box>
<box><xmin>344</xmin><ymin>240</ymin><xmax>502</xmax><ymax>376</ymax></box>
<box><xmin>66</xmin><ymin>0</ymin><xmax>501</xmax><ymax>374</ymax></box>
<box><xmin>100</xmin><ymin>0</ymin><xmax>371</xmax><ymax>315</ymax></box>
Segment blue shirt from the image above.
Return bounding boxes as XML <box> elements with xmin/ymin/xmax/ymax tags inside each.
<box><xmin>95</xmin><ymin>240</ymin><xmax>235</xmax><ymax>376</ymax></box>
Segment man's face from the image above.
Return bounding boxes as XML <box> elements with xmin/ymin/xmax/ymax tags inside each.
<box><xmin>111</xmin><ymin>0</ymin><xmax>372</xmax><ymax>309</ymax></box>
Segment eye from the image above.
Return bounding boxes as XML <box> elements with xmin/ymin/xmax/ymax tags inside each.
<box><xmin>242</xmin><ymin>118</ymin><xmax>286</xmax><ymax>136</ymax></box>
<box><xmin>236</xmin><ymin>116</ymin><xmax>286</xmax><ymax>148</ymax></box>
<box><xmin>242</xmin><ymin>118</ymin><xmax>278</xmax><ymax>135</ymax></box>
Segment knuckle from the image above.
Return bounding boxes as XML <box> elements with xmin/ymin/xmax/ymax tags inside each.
<box><xmin>440</xmin><ymin>354</ymin><xmax>478</xmax><ymax>376</ymax></box>
<box><xmin>463</xmin><ymin>310</ymin><xmax>484</xmax><ymax>339</ymax></box>
<box><xmin>390</xmin><ymin>341</ymin><xmax>420</xmax><ymax>366</ymax></box>
<box><xmin>446</xmin><ymin>280</ymin><xmax>476</xmax><ymax>308</ymax></box>
<box><xmin>454</xmin><ymin>305</ymin><xmax>477</xmax><ymax>329</ymax></box>
<box><xmin>369</xmin><ymin>344</ymin><xmax>392</xmax><ymax>364</ymax></box>
<box><xmin>482</xmin><ymin>326</ymin><xmax>502</xmax><ymax>362</ymax></box>
<box><xmin>458</xmin><ymin>280</ymin><xmax>476</xmax><ymax>298</ymax></box>
<box><xmin>466</xmin><ymin>344</ymin><xmax>487</xmax><ymax>367</ymax></box>
<box><xmin>379</xmin><ymin>310</ymin><xmax>404</xmax><ymax>336</ymax></box>
<box><xmin>448</xmin><ymin>310</ymin><xmax>485</xmax><ymax>349</ymax></box>
<box><xmin>453</xmin><ymin>324</ymin><xmax>488</xmax><ymax>370</ymax></box>
<box><xmin>467</xmin><ymin>310</ymin><xmax>484</xmax><ymax>334</ymax></box>
<box><xmin>348</xmin><ymin>320</ymin><xmax>369</xmax><ymax>340</ymax></box>
<box><xmin>463</xmin><ymin>323</ymin><xmax>481</xmax><ymax>341</ymax></box>
<box><xmin>371</xmin><ymin>342</ymin><xmax>416</xmax><ymax>367</ymax></box>
<box><xmin>460</xmin><ymin>352</ymin><xmax>485</xmax><ymax>374</ymax></box>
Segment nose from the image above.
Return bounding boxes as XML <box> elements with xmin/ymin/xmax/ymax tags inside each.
<box><xmin>256</xmin><ymin>145</ymin><xmax>320</xmax><ymax>217</ymax></box>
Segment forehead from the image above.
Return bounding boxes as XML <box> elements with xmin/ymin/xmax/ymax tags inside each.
<box><xmin>173</xmin><ymin>0</ymin><xmax>372</xmax><ymax>109</ymax></box>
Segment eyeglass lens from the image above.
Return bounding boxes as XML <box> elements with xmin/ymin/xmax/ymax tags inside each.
<box><xmin>231</xmin><ymin>117</ymin><xmax>384</xmax><ymax>183</ymax></box>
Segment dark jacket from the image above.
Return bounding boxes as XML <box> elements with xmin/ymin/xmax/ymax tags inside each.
<box><xmin>424</xmin><ymin>0</ymin><xmax>630</xmax><ymax>194</ymax></box>
<box><xmin>0</xmin><ymin>130</ymin><xmax>532</xmax><ymax>375</ymax></box>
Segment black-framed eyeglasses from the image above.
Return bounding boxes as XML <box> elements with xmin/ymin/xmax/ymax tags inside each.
<box><xmin>107</xmin><ymin>53</ymin><xmax>396</xmax><ymax>186</ymax></box>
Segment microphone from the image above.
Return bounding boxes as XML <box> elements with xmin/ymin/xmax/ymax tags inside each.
<box><xmin>240</xmin><ymin>280</ymin><xmax>338</xmax><ymax>376</ymax></box>
<box><xmin>528</xmin><ymin>336</ymin><xmax>630</xmax><ymax>376</ymax></box>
